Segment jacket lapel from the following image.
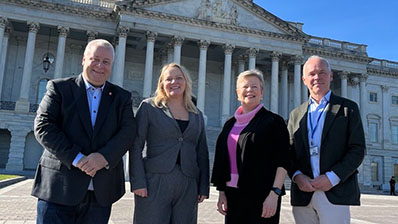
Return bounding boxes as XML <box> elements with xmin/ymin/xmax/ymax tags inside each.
<box><xmin>73</xmin><ymin>75</ymin><xmax>93</xmax><ymax>138</ymax></box>
<box><xmin>299</xmin><ymin>102</ymin><xmax>310</xmax><ymax>152</ymax></box>
<box><xmin>321</xmin><ymin>93</ymin><xmax>341</xmax><ymax>143</ymax></box>
<box><xmin>93</xmin><ymin>81</ymin><xmax>113</xmax><ymax>138</ymax></box>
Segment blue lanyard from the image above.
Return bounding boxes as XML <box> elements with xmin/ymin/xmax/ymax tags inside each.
<box><xmin>308</xmin><ymin>101</ymin><xmax>329</xmax><ymax>145</ymax></box>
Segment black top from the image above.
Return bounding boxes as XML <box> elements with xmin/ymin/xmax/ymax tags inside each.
<box><xmin>175</xmin><ymin>119</ymin><xmax>189</xmax><ymax>164</ymax></box>
<box><xmin>176</xmin><ymin>119</ymin><xmax>189</xmax><ymax>133</ymax></box>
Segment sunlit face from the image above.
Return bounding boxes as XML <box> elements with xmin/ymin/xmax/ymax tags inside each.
<box><xmin>236</xmin><ymin>75</ymin><xmax>263</xmax><ymax>108</ymax></box>
<box><xmin>302</xmin><ymin>57</ymin><xmax>333</xmax><ymax>98</ymax></box>
<box><xmin>82</xmin><ymin>45</ymin><xmax>113</xmax><ymax>87</ymax></box>
<box><xmin>162</xmin><ymin>66</ymin><xmax>186</xmax><ymax>99</ymax></box>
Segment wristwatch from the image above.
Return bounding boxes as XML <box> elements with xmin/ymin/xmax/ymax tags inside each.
<box><xmin>271</xmin><ymin>187</ymin><xmax>282</xmax><ymax>196</ymax></box>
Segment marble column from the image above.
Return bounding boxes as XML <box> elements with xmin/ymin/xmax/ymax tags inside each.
<box><xmin>348</xmin><ymin>76</ymin><xmax>360</xmax><ymax>105</ymax></box>
<box><xmin>221</xmin><ymin>44</ymin><xmax>234</xmax><ymax>126</ymax></box>
<box><xmin>111</xmin><ymin>36</ymin><xmax>119</xmax><ymax>83</ymax></box>
<box><xmin>359</xmin><ymin>74</ymin><xmax>368</xmax><ymax>140</ymax></box>
<box><xmin>293</xmin><ymin>55</ymin><xmax>302</xmax><ymax>108</ymax></box>
<box><xmin>238</xmin><ymin>55</ymin><xmax>245</xmax><ymax>73</ymax></box>
<box><xmin>381</xmin><ymin>85</ymin><xmax>389</xmax><ymax>149</ymax></box>
<box><xmin>5</xmin><ymin>126</ymin><xmax>31</xmax><ymax>171</ymax></box>
<box><xmin>339</xmin><ymin>71</ymin><xmax>348</xmax><ymax>98</ymax></box>
<box><xmin>113</xmin><ymin>26</ymin><xmax>129</xmax><ymax>87</ymax></box>
<box><xmin>86</xmin><ymin>31</ymin><xmax>98</xmax><ymax>43</ymax></box>
<box><xmin>302</xmin><ymin>81</ymin><xmax>308</xmax><ymax>103</ymax></box>
<box><xmin>160</xmin><ymin>48</ymin><xmax>168</xmax><ymax>66</ymax></box>
<box><xmin>197</xmin><ymin>40</ymin><xmax>210</xmax><ymax>113</ymax></box>
<box><xmin>143</xmin><ymin>31</ymin><xmax>157</xmax><ymax>98</ymax></box>
<box><xmin>0</xmin><ymin>17</ymin><xmax>7</xmax><ymax>58</ymax></box>
<box><xmin>172</xmin><ymin>36</ymin><xmax>184</xmax><ymax>64</ymax></box>
<box><xmin>280</xmin><ymin>62</ymin><xmax>288</xmax><ymax>120</ymax></box>
<box><xmin>53</xmin><ymin>26</ymin><xmax>69</xmax><ymax>79</ymax></box>
<box><xmin>0</xmin><ymin>26</ymin><xmax>10</xmax><ymax>99</ymax></box>
<box><xmin>248</xmin><ymin>48</ymin><xmax>258</xmax><ymax>70</ymax></box>
<box><xmin>16</xmin><ymin>22</ymin><xmax>39</xmax><ymax>113</ymax></box>
<box><xmin>270</xmin><ymin>51</ymin><xmax>280</xmax><ymax>113</ymax></box>
<box><xmin>167</xmin><ymin>43</ymin><xmax>173</xmax><ymax>63</ymax></box>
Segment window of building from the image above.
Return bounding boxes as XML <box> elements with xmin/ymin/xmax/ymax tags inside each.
<box><xmin>392</xmin><ymin>126</ymin><xmax>398</xmax><ymax>145</ymax></box>
<box><xmin>369</xmin><ymin>92</ymin><xmax>377</xmax><ymax>103</ymax></box>
<box><xmin>369</xmin><ymin>122</ymin><xmax>378</xmax><ymax>143</ymax></box>
<box><xmin>392</xmin><ymin>95</ymin><xmax>398</xmax><ymax>105</ymax></box>
<box><xmin>36</xmin><ymin>79</ymin><xmax>49</xmax><ymax>104</ymax></box>
<box><xmin>371</xmin><ymin>162</ymin><xmax>378</xmax><ymax>182</ymax></box>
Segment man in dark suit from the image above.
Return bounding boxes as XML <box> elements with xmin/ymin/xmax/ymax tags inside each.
<box><xmin>287</xmin><ymin>55</ymin><xmax>365</xmax><ymax>224</ymax></box>
<box><xmin>32</xmin><ymin>39</ymin><xmax>136</xmax><ymax>224</ymax></box>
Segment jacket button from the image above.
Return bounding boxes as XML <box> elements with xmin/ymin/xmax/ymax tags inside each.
<box><xmin>178</xmin><ymin>137</ymin><xmax>183</xmax><ymax>142</ymax></box>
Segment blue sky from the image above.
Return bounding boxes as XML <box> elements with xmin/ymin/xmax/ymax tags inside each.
<box><xmin>253</xmin><ymin>0</ymin><xmax>398</xmax><ymax>62</ymax></box>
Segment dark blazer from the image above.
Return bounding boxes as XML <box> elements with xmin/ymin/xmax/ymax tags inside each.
<box><xmin>211</xmin><ymin>107</ymin><xmax>290</xmax><ymax>199</ymax></box>
<box><xmin>32</xmin><ymin>74</ymin><xmax>136</xmax><ymax>206</ymax></box>
<box><xmin>129</xmin><ymin>98</ymin><xmax>210</xmax><ymax>196</ymax></box>
<box><xmin>287</xmin><ymin>93</ymin><xmax>365</xmax><ymax>206</ymax></box>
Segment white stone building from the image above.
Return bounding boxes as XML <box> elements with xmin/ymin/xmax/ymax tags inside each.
<box><xmin>0</xmin><ymin>0</ymin><xmax>397</xmax><ymax>191</ymax></box>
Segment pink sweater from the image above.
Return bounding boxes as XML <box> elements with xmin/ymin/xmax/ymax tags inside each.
<box><xmin>226</xmin><ymin>103</ymin><xmax>264</xmax><ymax>188</ymax></box>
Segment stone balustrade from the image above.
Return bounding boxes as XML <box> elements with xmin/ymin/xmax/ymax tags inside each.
<box><xmin>69</xmin><ymin>0</ymin><xmax>118</xmax><ymax>8</ymax></box>
<box><xmin>369</xmin><ymin>59</ymin><xmax>398</xmax><ymax>70</ymax></box>
<box><xmin>308</xmin><ymin>36</ymin><xmax>367</xmax><ymax>53</ymax></box>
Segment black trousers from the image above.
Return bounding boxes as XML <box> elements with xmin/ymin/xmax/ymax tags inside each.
<box><xmin>36</xmin><ymin>191</ymin><xmax>111</xmax><ymax>224</ymax></box>
<box><xmin>224</xmin><ymin>187</ymin><xmax>282</xmax><ymax>224</ymax></box>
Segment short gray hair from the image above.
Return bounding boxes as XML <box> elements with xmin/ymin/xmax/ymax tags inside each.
<box><xmin>84</xmin><ymin>39</ymin><xmax>115</xmax><ymax>59</ymax></box>
<box><xmin>237</xmin><ymin>69</ymin><xmax>264</xmax><ymax>90</ymax></box>
<box><xmin>303</xmin><ymin>55</ymin><xmax>331</xmax><ymax>75</ymax></box>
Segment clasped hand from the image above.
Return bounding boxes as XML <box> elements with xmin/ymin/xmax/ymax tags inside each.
<box><xmin>76</xmin><ymin>152</ymin><xmax>108</xmax><ymax>177</ymax></box>
<box><xmin>295</xmin><ymin>174</ymin><xmax>332</xmax><ymax>192</ymax></box>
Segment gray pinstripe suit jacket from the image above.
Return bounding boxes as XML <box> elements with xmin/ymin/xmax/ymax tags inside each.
<box><xmin>129</xmin><ymin>98</ymin><xmax>210</xmax><ymax>196</ymax></box>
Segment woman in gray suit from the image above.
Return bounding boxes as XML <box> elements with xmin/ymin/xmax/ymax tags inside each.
<box><xmin>130</xmin><ymin>63</ymin><xmax>210</xmax><ymax>224</ymax></box>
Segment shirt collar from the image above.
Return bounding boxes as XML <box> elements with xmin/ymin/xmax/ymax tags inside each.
<box><xmin>309</xmin><ymin>90</ymin><xmax>331</xmax><ymax>105</ymax></box>
<box><xmin>82</xmin><ymin>74</ymin><xmax>105</xmax><ymax>91</ymax></box>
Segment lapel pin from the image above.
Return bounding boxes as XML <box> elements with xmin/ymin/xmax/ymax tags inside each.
<box><xmin>109</xmin><ymin>92</ymin><xmax>112</xmax><ymax>96</ymax></box>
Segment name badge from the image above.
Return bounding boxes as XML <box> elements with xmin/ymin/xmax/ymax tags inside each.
<box><xmin>310</xmin><ymin>146</ymin><xmax>319</xmax><ymax>156</ymax></box>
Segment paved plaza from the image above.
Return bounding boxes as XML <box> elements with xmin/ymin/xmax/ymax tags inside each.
<box><xmin>0</xmin><ymin>179</ymin><xmax>397</xmax><ymax>224</ymax></box>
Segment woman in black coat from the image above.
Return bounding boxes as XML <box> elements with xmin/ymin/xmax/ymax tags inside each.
<box><xmin>211</xmin><ymin>70</ymin><xmax>290</xmax><ymax>224</ymax></box>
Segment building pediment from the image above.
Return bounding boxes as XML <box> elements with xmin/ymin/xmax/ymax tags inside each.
<box><xmin>116</xmin><ymin>0</ymin><xmax>305</xmax><ymax>37</ymax></box>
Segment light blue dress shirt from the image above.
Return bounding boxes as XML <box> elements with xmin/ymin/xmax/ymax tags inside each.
<box><xmin>294</xmin><ymin>90</ymin><xmax>341</xmax><ymax>187</ymax></box>
<box><xmin>72</xmin><ymin>76</ymin><xmax>104</xmax><ymax>190</ymax></box>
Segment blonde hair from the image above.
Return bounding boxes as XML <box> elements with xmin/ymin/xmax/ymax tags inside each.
<box><xmin>153</xmin><ymin>63</ymin><xmax>198</xmax><ymax>114</ymax></box>
<box><xmin>236</xmin><ymin>69</ymin><xmax>264</xmax><ymax>90</ymax></box>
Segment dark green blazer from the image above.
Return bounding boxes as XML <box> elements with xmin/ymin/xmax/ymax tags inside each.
<box><xmin>287</xmin><ymin>93</ymin><xmax>365</xmax><ymax>206</ymax></box>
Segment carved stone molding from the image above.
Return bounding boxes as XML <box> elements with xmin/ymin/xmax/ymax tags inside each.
<box><xmin>292</xmin><ymin>55</ymin><xmax>303</xmax><ymax>65</ymax></box>
<box><xmin>167</xmin><ymin>42</ymin><xmax>174</xmax><ymax>53</ymax></box>
<box><xmin>146</xmin><ymin>31</ymin><xmax>157</xmax><ymax>42</ymax></box>
<box><xmin>198</xmin><ymin>40</ymin><xmax>210</xmax><ymax>50</ymax></box>
<box><xmin>348</xmin><ymin>77</ymin><xmax>359</xmax><ymax>86</ymax></box>
<box><xmin>338</xmin><ymin>71</ymin><xmax>349</xmax><ymax>80</ymax></box>
<box><xmin>120</xmin><ymin>8</ymin><xmax>305</xmax><ymax>44</ymax></box>
<box><xmin>360</xmin><ymin>73</ymin><xmax>368</xmax><ymax>82</ymax></box>
<box><xmin>223</xmin><ymin>43</ymin><xmax>235</xmax><ymax>54</ymax></box>
<box><xmin>87</xmin><ymin>31</ymin><xmax>98</xmax><ymax>42</ymax></box>
<box><xmin>0</xmin><ymin>17</ymin><xmax>8</xmax><ymax>29</ymax></box>
<box><xmin>247</xmin><ymin>48</ymin><xmax>259</xmax><ymax>58</ymax></box>
<box><xmin>196</xmin><ymin>0</ymin><xmax>238</xmax><ymax>26</ymax></box>
<box><xmin>381</xmin><ymin>85</ymin><xmax>389</xmax><ymax>92</ymax></box>
<box><xmin>57</xmin><ymin>26</ymin><xmax>69</xmax><ymax>38</ymax></box>
<box><xmin>117</xmin><ymin>26</ymin><xmax>129</xmax><ymax>38</ymax></box>
<box><xmin>280</xmin><ymin>61</ymin><xmax>289</xmax><ymax>71</ymax></box>
<box><xmin>27</xmin><ymin>21</ymin><xmax>40</xmax><ymax>33</ymax></box>
<box><xmin>172</xmin><ymin>36</ymin><xmax>184</xmax><ymax>46</ymax></box>
<box><xmin>271</xmin><ymin>51</ymin><xmax>281</xmax><ymax>62</ymax></box>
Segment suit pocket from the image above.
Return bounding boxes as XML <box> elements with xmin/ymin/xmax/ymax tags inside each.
<box><xmin>40</xmin><ymin>156</ymin><xmax>62</xmax><ymax>170</ymax></box>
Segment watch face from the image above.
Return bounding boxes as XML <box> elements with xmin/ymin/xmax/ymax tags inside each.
<box><xmin>272</xmin><ymin>187</ymin><xmax>281</xmax><ymax>195</ymax></box>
